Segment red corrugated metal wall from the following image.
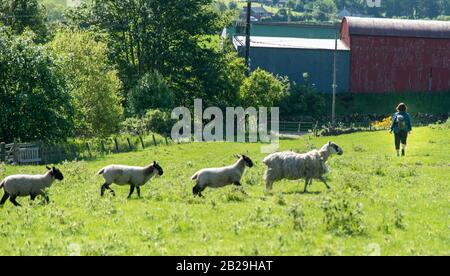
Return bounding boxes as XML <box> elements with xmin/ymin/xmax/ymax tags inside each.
<box><xmin>340</xmin><ymin>20</ymin><xmax>351</xmax><ymax>47</ymax></box>
<box><xmin>349</xmin><ymin>36</ymin><xmax>450</xmax><ymax>93</ymax></box>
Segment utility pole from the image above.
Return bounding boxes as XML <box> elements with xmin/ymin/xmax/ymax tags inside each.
<box><xmin>332</xmin><ymin>35</ymin><xmax>338</xmax><ymax>126</ymax></box>
<box><xmin>245</xmin><ymin>0</ymin><xmax>252</xmax><ymax>76</ymax></box>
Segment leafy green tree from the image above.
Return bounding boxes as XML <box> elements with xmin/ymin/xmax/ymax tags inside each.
<box><xmin>0</xmin><ymin>0</ymin><xmax>49</xmax><ymax>42</ymax></box>
<box><xmin>49</xmin><ymin>30</ymin><xmax>124</xmax><ymax>138</ymax></box>
<box><xmin>128</xmin><ymin>71</ymin><xmax>174</xmax><ymax>116</ymax></box>
<box><xmin>312</xmin><ymin>0</ymin><xmax>337</xmax><ymax>21</ymax></box>
<box><xmin>240</xmin><ymin>69</ymin><xmax>287</xmax><ymax>108</ymax></box>
<box><xmin>67</xmin><ymin>0</ymin><xmax>240</xmax><ymax>108</ymax></box>
<box><xmin>0</xmin><ymin>27</ymin><xmax>73</xmax><ymax>143</ymax></box>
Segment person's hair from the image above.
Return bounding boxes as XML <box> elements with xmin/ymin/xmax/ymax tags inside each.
<box><xmin>396</xmin><ymin>103</ymin><xmax>407</xmax><ymax>112</ymax></box>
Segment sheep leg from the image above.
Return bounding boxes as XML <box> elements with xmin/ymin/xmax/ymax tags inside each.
<box><xmin>0</xmin><ymin>192</ymin><xmax>9</xmax><ymax>206</ymax></box>
<box><xmin>136</xmin><ymin>186</ymin><xmax>141</xmax><ymax>198</ymax></box>
<box><xmin>107</xmin><ymin>186</ymin><xmax>116</xmax><ymax>196</ymax></box>
<box><xmin>193</xmin><ymin>184</ymin><xmax>204</xmax><ymax>197</ymax></box>
<box><xmin>30</xmin><ymin>194</ymin><xmax>37</xmax><ymax>201</ymax></box>
<box><xmin>303</xmin><ymin>178</ymin><xmax>310</xmax><ymax>193</ymax></box>
<box><xmin>319</xmin><ymin>177</ymin><xmax>331</xmax><ymax>190</ymax></box>
<box><xmin>265</xmin><ymin>179</ymin><xmax>273</xmax><ymax>191</ymax></box>
<box><xmin>9</xmin><ymin>196</ymin><xmax>21</xmax><ymax>207</ymax></box>
<box><xmin>100</xmin><ymin>183</ymin><xmax>108</xmax><ymax>196</ymax></box>
<box><xmin>127</xmin><ymin>185</ymin><xmax>135</xmax><ymax>199</ymax></box>
<box><xmin>101</xmin><ymin>183</ymin><xmax>115</xmax><ymax>197</ymax></box>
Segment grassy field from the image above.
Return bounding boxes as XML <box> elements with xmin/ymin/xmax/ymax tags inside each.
<box><xmin>0</xmin><ymin>125</ymin><xmax>449</xmax><ymax>256</ymax></box>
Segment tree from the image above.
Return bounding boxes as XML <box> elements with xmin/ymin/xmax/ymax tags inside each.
<box><xmin>0</xmin><ymin>0</ymin><xmax>49</xmax><ymax>42</ymax></box>
<box><xmin>67</xmin><ymin>0</ymin><xmax>239</xmax><ymax>108</ymax></box>
<box><xmin>49</xmin><ymin>30</ymin><xmax>124</xmax><ymax>138</ymax></box>
<box><xmin>312</xmin><ymin>0</ymin><xmax>337</xmax><ymax>22</ymax></box>
<box><xmin>239</xmin><ymin>69</ymin><xmax>287</xmax><ymax>108</ymax></box>
<box><xmin>0</xmin><ymin>27</ymin><xmax>73</xmax><ymax>143</ymax></box>
<box><xmin>128</xmin><ymin>71</ymin><xmax>174</xmax><ymax>116</ymax></box>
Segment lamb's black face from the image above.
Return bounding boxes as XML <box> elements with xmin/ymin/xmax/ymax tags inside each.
<box><xmin>153</xmin><ymin>162</ymin><xmax>164</xmax><ymax>176</ymax></box>
<box><xmin>47</xmin><ymin>166</ymin><xmax>64</xmax><ymax>180</ymax></box>
<box><xmin>329</xmin><ymin>142</ymin><xmax>344</xmax><ymax>156</ymax></box>
<box><xmin>242</xmin><ymin>155</ymin><xmax>254</xmax><ymax>168</ymax></box>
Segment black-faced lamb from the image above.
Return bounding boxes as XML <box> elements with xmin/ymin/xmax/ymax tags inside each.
<box><xmin>191</xmin><ymin>155</ymin><xmax>254</xmax><ymax>197</ymax></box>
<box><xmin>0</xmin><ymin>166</ymin><xmax>64</xmax><ymax>207</ymax></box>
<box><xmin>263</xmin><ymin>142</ymin><xmax>343</xmax><ymax>193</ymax></box>
<box><xmin>97</xmin><ymin>161</ymin><xmax>163</xmax><ymax>198</ymax></box>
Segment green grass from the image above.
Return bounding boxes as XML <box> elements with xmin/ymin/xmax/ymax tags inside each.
<box><xmin>0</xmin><ymin>126</ymin><xmax>449</xmax><ymax>256</ymax></box>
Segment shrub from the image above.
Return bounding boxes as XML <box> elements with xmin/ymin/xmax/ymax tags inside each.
<box><xmin>280</xmin><ymin>80</ymin><xmax>326</xmax><ymax>119</ymax></box>
<box><xmin>320</xmin><ymin>194</ymin><xmax>366</xmax><ymax>236</ymax></box>
<box><xmin>240</xmin><ymin>69</ymin><xmax>287</xmax><ymax>107</ymax></box>
<box><xmin>143</xmin><ymin>109</ymin><xmax>174</xmax><ymax>136</ymax></box>
<box><xmin>120</xmin><ymin>117</ymin><xmax>147</xmax><ymax>135</ymax></box>
<box><xmin>371</xmin><ymin>116</ymin><xmax>392</xmax><ymax>130</ymax></box>
<box><xmin>289</xmin><ymin>205</ymin><xmax>306</xmax><ymax>231</ymax></box>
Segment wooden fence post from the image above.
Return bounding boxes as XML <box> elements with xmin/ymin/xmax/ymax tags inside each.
<box><xmin>152</xmin><ymin>134</ymin><xmax>157</xmax><ymax>146</ymax></box>
<box><xmin>126</xmin><ymin>137</ymin><xmax>133</xmax><ymax>151</ymax></box>
<box><xmin>114</xmin><ymin>137</ymin><xmax>119</xmax><ymax>153</ymax></box>
<box><xmin>138</xmin><ymin>135</ymin><xmax>145</xmax><ymax>149</ymax></box>
<box><xmin>0</xmin><ymin>142</ymin><xmax>5</xmax><ymax>162</ymax></box>
<box><xmin>101</xmin><ymin>141</ymin><xmax>106</xmax><ymax>153</ymax></box>
<box><xmin>85</xmin><ymin>143</ymin><xmax>92</xmax><ymax>158</ymax></box>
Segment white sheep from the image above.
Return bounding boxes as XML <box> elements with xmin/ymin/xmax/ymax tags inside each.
<box><xmin>191</xmin><ymin>155</ymin><xmax>254</xmax><ymax>197</ymax></box>
<box><xmin>97</xmin><ymin>161</ymin><xmax>163</xmax><ymax>198</ymax></box>
<box><xmin>263</xmin><ymin>142</ymin><xmax>343</xmax><ymax>193</ymax></box>
<box><xmin>0</xmin><ymin>166</ymin><xmax>64</xmax><ymax>207</ymax></box>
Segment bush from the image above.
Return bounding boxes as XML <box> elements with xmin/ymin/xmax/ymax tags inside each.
<box><xmin>371</xmin><ymin>116</ymin><xmax>392</xmax><ymax>130</ymax></box>
<box><xmin>121</xmin><ymin>109</ymin><xmax>175</xmax><ymax>136</ymax></box>
<box><xmin>143</xmin><ymin>109</ymin><xmax>174</xmax><ymax>136</ymax></box>
<box><xmin>127</xmin><ymin>71</ymin><xmax>174</xmax><ymax>116</ymax></box>
<box><xmin>240</xmin><ymin>69</ymin><xmax>287</xmax><ymax>107</ymax></box>
<box><xmin>321</xmin><ymin>194</ymin><xmax>366</xmax><ymax>236</ymax></box>
<box><xmin>280</xmin><ymin>80</ymin><xmax>327</xmax><ymax>119</ymax></box>
<box><xmin>120</xmin><ymin>117</ymin><xmax>147</xmax><ymax>135</ymax></box>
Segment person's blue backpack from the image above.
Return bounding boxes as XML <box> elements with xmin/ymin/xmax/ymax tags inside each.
<box><xmin>396</xmin><ymin>114</ymin><xmax>407</xmax><ymax>131</ymax></box>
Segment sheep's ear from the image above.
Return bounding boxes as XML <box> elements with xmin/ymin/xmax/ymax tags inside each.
<box><xmin>46</xmin><ymin>166</ymin><xmax>51</xmax><ymax>170</ymax></box>
<box><xmin>328</xmin><ymin>142</ymin><xmax>332</xmax><ymax>146</ymax></box>
<box><xmin>52</xmin><ymin>166</ymin><xmax>56</xmax><ymax>170</ymax></box>
<box><xmin>153</xmin><ymin>161</ymin><xmax>157</xmax><ymax>165</ymax></box>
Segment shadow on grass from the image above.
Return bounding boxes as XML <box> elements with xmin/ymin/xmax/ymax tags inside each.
<box><xmin>281</xmin><ymin>190</ymin><xmax>322</xmax><ymax>195</ymax></box>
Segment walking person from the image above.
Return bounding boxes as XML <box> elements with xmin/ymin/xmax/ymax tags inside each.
<box><xmin>390</xmin><ymin>103</ymin><xmax>412</xmax><ymax>156</ymax></box>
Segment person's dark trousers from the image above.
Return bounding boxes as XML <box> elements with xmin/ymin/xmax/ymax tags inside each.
<box><xmin>395</xmin><ymin>131</ymin><xmax>408</xmax><ymax>155</ymax></box>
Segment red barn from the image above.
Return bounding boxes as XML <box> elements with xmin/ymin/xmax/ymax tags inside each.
<box><xmin>341</xmin><ymin>17</ymin><xmax>450</xmax><ymax>93</ymax></box>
